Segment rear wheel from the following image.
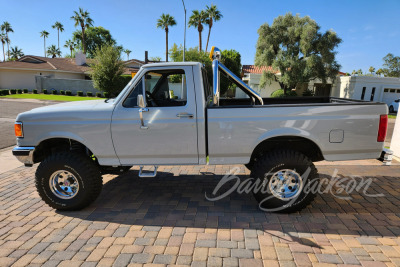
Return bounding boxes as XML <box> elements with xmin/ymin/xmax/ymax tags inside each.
<box><xmin>35</xmin><ymin>152</ymin><xmax>103</xmax><ymax>210</ymax></box>
<box><xmin>251</xmin><ymin>149</ymin><xmax>319</xmax><ymax>213</ymax></box>
<box><xmin>389</xmin><ymin>106</ymin><xmax>394</xmax><ymax>113</ymax></box>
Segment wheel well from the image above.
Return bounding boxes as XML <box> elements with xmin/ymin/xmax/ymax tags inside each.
<box><xmin>249</xmin><ymin>136</ymin><xmax>324</xmax><ymax>165</ymax></box>
<box><xmin>33</xmin><ymin>138</ymin><xmax>95</xmax><ymax>164</ymax></box>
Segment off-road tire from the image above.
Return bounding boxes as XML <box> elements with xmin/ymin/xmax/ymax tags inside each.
<box><xmin>35</xmin><ymin>152</ymin><xmax>103</xmax><ymax>210</ymax></box>
<box><xmin>251</xmin><ymin>149</ymin><xmax>319</xmax><ymax>213</ymax></box>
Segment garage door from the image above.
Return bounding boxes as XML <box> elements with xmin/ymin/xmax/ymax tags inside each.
<box><xmin>382</xmin><ymin>88</ymin><xmax>400</xmax><ymax>105</ymax></box>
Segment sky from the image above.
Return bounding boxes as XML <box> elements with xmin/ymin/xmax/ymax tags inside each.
<box><xmin>1</xmin><ymin>0</ymin><xmax>399</xmax><ymax>73</ymax></box>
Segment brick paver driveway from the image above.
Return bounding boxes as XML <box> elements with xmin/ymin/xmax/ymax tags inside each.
<box><xmin>1</xmin><ymin>163</ymin><xmax>400</xmax><ymax>266</ymax></box>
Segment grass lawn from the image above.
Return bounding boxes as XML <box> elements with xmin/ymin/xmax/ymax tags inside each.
<box><xmin>388</xmin><ymin>114</ymin><xmax>397</xmax><ymax>119</ymax></box>
<box><xmin>0</xmin><ymin>94</ymin><xmax>103</xmax><ymax>102</ymax></box>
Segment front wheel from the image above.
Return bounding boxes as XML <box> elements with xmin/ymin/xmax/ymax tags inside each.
<box><xmin>251</xmin><ymin>150</ymin><xmax>319</xmax><ymax>213</ymax></box>
<box><xmin>35</xmin><ymin>152</ymin><xmax>103</xmax><ymax>210</ymax></box>
<box><xmin>389</xmin><ymin>106</ymin><xmax>394</xmax><ymax>113</ymax></box>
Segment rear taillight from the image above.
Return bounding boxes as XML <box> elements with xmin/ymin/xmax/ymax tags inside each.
<box><xmin>377</xmin><ymin>114</ymin><xmax>388</xmax><ymax>142</ymax></box>
<box><xmin>15</xmin><ymin>122</ymin><xmax>23</xmax><ymax>138</ymax></box>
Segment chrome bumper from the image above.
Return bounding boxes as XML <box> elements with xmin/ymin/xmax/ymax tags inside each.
<box><xmin>12</xmin><ymin>146</ymin><xmax>35</xmax><ymax>166</ymax></box>
<box><xmin>379</xmin><ymin>148</ymin><xmax>393</xmax><ymax>166</ymax></box>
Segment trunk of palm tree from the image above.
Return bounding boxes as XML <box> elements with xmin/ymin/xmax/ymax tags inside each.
<box><xmin>6</xmin><ymin>33</ymin><xmax>9</xmax><ymax>60</ymax></box>
<box><xmin>81</xmin><ymin>26</ymin><xmax>86</xmax><ymax>54</ymax></box>
<box><xmin>2</xmin><ymin>43</ymin><xmax>5</xmax><ymax>62</ymax></box>
<box><xmin>44</xmin><ymin>38</ymin><xmax>46</xmax><ymax>57</ymax></box>
<box><xmin>198</xmin><ymin>29</ymin><xmax>202</xmax><ymax>52</ymax></box>
<box><xmin>57</xmin><ymin>30</ymin><xmax>60</xmax><ymax>49</ymax></box>
<box><xmin>205</xmin><ymin>19</ymin><xmax>213</xmax><ymax>53</ymax></box>
<box><xmin>70</xmin><ymin>47</ymin><xmax>73</xmax><ymax>58</ymax></box>
<box><xmin>165</xmin><ymin>28</ymin><xmax>169</xmax><ymax>62</ymax></box>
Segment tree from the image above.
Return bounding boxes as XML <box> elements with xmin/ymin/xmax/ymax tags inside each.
<box><xmin>52</xmin><ymin>21</ymin><xmax>64</xmax><ymax>49</ymax></box>
<box><xmin>357</xmin><ymin>69</ymin><xmax>363</xmax><ymax>75</ymax></box>
<box><xmin>40</xmin><ymin>30</ymin><xmax>49</xmax><ymax>57</ymax></box>
<box><xmin>169</xmin><ymin>44</ymin><xmax>241</xmax><ymax>94</ymax></box>
<box><xmin>64</xmin><ymin>39</ymin><xmax>76</xmax><ymax>58</ymax></box>
<box><xmin>0</xmin><ymin>33</ymin><xmax>7</xmax><ymax>61</ymax></box>
<box><xmin>124</xmin><ymin>49</ymin><xmax>131</xmax><ymax>60</ymax></box>
<box><xmin>381</xmin><ymin>53</ymin><xmax>400</xmax><ymax>77</ymax></box>
<box><xmin>205</xmin><ymin>4</ymin><xmax>222</xmax><ymax>52</ymax></box>
<box><xmin>72</xmin><ymin>26</ymin><xmax>115</xmax><ymax>58</ymax></box>
<box><xmin>188</xmin><ymin>10</ymin><xmax>207</xmax><ymax>52</ymax></box>
<box><xmin>90</xmin><ymin>45</ymin><xmax>126</xmax><ymax>96</ymax></box>
<box><xmin>9</xmin><ymin>46</ymin><xmax>24</xmax><ymax>60</ymax></box>
<box><xmin>369</xmin><ymin>66</ymin><xmax>375</xmax><ymax>74</ymax></box>
<box><xmin>156</xmin><ymin>13</ymin><xmax>177</xmax><ymax>62</ymax></box>
<box><xmin>149</xmin><ymin>56</ymin><xmax>162</xmax><ymax>62</ymax></box>
<box><xmin>47</xmin><ymin>45</ymin><xmax>62</xmax><ymax>58</ymax></box>
<box><xmin>1</xmin><ymin>21</ymin><xmax>13</xmax><ymax>60</ymax></box>
<box><xmin>255</xmin><ymin>13</ymin><xmax>342</xmax><ymax>95</ymax></box>
<box><xmin>71</xmin><ymin>7</ymin><xmax>94</xmax><ymax>54</ymax></box>
<box><xmin>376</xmin><ymin>68</ymin><xmax>384</xmax><ymax>76</ymax></box>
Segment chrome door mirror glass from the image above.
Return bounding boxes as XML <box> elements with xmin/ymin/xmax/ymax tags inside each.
<box><xmin>137</xmin><ymin>94</ymin><xmax>145</xmax><ymax>108</ymax></box>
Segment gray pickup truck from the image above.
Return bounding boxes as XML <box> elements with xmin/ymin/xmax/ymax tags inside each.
<box><xmin>13</xmin><ymin>47</ymin><xmax>389</xmax><ymax>212</ymax></box>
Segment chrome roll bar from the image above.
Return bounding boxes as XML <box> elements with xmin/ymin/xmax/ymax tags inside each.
<box><xmin>212</xmin><ymin>59</ymin><xmax>263</xmax><ymax>106</ymax></box>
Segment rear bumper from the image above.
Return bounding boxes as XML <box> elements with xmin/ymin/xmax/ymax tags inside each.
<box><xmin>378</xmin><ymin>148</ymin><xmax>393</xmax><ymax>165</ymax></box>
<box><xmin>12</xmin><ymin>146</ymin><xmax>35</xmax><ymax>166</ymax></box>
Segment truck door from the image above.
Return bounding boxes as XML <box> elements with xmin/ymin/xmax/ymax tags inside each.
<box><xmin>111</xmin><ymin>66</ymin><xmax>198</xmax><ymax>165</ymax></box>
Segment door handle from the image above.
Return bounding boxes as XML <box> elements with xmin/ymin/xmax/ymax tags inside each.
<box><xmin>139</xmin><ymin>108</ymin><xmax>149</xmax><ymax>129</ymax></box>
<box><xmin>176</xmin><ymin>113</ymin><xmax>194</xmax><ymax>118</ymax></box>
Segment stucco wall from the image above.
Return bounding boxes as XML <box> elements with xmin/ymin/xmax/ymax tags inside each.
<box><xmin>36</xmin><ymin>76</ymin><xmax>99</xmax><ymax>95</ymax></box>
<box><xmin>0</xmin><ymin>69</ymin><xmax>86</xmax><ymax>90</ymax></box>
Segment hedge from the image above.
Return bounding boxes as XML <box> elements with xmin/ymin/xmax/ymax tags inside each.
<box><xmin>86</xmin><ymin>92</ymin><xmax>93</xmax><ymax>96</ymax></box>
<box><xmin>96</xmin><ymin>92</ymin><xmax>102</xmax><ymax>97</ymax></box>
<box><xmin>23</xmin><ymin>89</ymin><xmax>28</xmax><ymax>93</ymax></box>
<box><xmin>271</xmin><ymin>89</ymin><xmax>297</xmax><ymax>98</ymax></box>
<box><xmin>104</xmin><ymin>92</ymin><xmax>110</xmax><ymax>98</ymax></box>
<box><xmin>43</xmin><ymin>89</ymin><xmax>48</xmax><ymax>94</ymax></box>
<box><xmin>10</xmin><ymin>89</ymin><xmax>16</xmax><ymax>94</ymax></box>
<box><xmin>33</xmin><ymin>89</ymin><xmax>38</xmax><ymax>94</ymax></box>
<box><xmin>17</xmin><ymin>89</ymin><xmax>22</xmax><ymax>94</ymax></box>
<box><xmin>66</xmin><ymin>90</ymin><xmax>72</xmax><ymax>96</ymax></box>
<box><xmin>60</xmin><ymin>90</ymin><xmax>65</xmax><ymax>95</ymax></box>
<box><xmin>77</xmin><ymin>91</ymin><xmax>83</xmax><ymax>96</ymax></box>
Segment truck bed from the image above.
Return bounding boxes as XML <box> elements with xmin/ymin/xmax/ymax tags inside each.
<box><xmin>218</xmin><ymin>96</ymin><xmax>384</xmax><ymax>107</ymax></box>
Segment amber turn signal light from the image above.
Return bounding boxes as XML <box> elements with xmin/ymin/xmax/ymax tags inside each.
<box><xmin>15</xmin><ymin>122</ymin><xmax>23</xmax><ymax>138</ymax></box>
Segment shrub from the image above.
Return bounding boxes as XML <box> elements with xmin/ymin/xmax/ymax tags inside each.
<box><xmin>302</xmin><ymin>89</ymin><xmax>314</xmax><ymax>96</ymax></box>
<box><xmin>96</xmin><ymin>92</ymin><xmax>102</xmax><ymax>97</ymax></box>
<box><xmin>0</xmin><ymin>90</ymin><xmax>3</xmax><ymax>96</ymax></box>
<box><xmin>33</xmin><ymin>89</ymin><xmax>38</xmax><ymax>94</ymax></box>
<box><xmin>52</xmin><ymin>90</ymin><xmax>57</xmax><ymax>95</ymax></box>
<box><xmin>23</xmin><ymin>89</ymin><xmax>28</xmax><ymax>93</ymax></box>
<box><xmin>66</xmin><ymin>90</ymin><xmax>72</xmax><ymax>96</ymax></box>
<box><xmin>77</xmin><ymin>91</ymin><xmax>83</xmax><ymax>96</ymax></box>
<box><xmin>17</xmin><ymin>89</ymin><xmax>22</xmax><ymax>94</ymax></box>
<box><xmin>60</xmin><ymin>90</ymin><xmax>65</xmax><ymax>95</ymax></box>
<box><xmin>10</xmin><ymin>89</ymin><xmax>16</xmax><ymax>94</ymax></box>
<box><xmin>271</xmin><ymin>89</ymin><xmax>297</xmax><ymax>98</ymax></box>
<box><xmin>104</xmin><ymin>92</ymin><xmax>110</xmax><ymax>98</ymax></box>
<box><xmin>43</xmin><ymin>89</ymin><xmax>48</xmax><ymax>94</ymax></box>
<box><xmin>86</xmin><ymin>92</ymin><xmax>93</xmax><ymax>97</ymax></box>
<box><xmin>4</xmin><ymin>89</ymin><xmax>9</xmax><ymax>95</ymax></box>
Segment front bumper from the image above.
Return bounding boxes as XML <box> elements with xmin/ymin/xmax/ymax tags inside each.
<box><xmin>12</xmin><ymin>146</ymin><xmax>35</xmax><ymax>166</ymax></box>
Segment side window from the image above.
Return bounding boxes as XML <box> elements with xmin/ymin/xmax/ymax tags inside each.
<box><xmin>144</xmin><ymin>69</ymin><xmax>187</xmax><ymax>107</ymax></box>
<box><xmin>123</xmin><ymin>79</ymin><xmax>142</xmax><ymax>108</ymax></box>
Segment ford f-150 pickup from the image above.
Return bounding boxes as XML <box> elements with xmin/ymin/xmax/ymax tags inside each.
<box><xmin>12</xmin><ymin>47</ymin><xmax>389</xmax><ymax>212</ymax></box>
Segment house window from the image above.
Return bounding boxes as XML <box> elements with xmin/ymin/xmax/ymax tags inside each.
<box><xmin>361</xmin><ymin>87</ymin><xmax>366</xmax><ymax>100</ymax></box>
<box><xmin>390</xmin><ymin>89</ymin><xmax>396</xmax><ymax>93</ymax></box>
<box><xmin>370</xmin><ymin>87</ymin><xmax>376</xmax><ymax>101</ymax></box>
<box><xmin>397</xmin><ymin>89</ymin><xmax>400</xmax><ymax>93</ymax></box>
<box><xmin>384</xmin><ymin>89</ymin><xmax>389</xmax><ymax>92</ymax></box>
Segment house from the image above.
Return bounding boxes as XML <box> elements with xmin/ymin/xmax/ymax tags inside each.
<box><xmin>0</xmin><ymin>53</ymin><xmax>145</xmax><ymax>92</ymax></box>
<box><xmin>331</xmin><ymin>75</ymin><xmax>400</xmax><ymax>105</ymax></box>
<box><xmin>240</xmin><ymin>65</ymin><xmax>338</xmax><ymax>97</ymax></box>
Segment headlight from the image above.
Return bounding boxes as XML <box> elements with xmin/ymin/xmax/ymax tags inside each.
<box><xmin>15</xmin><ymin>122</ymin><xmax>23</xmax><ymax>138</ymax></box>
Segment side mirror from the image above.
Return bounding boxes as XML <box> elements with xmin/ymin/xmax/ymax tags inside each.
<box><xmin>137</xmin><ymin>94</ymin><xmax>145</xmax><ymax>108</ymax></box>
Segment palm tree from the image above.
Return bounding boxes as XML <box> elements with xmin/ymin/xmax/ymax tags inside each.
<box><xmin>71</xmin><ymin>8</ymin><xmax>94</xmax><ymax>54</ymax></box>
<box><xmin>205</xmin><ymin>4</ymin><xmax>222</xmax><ymax>52</ymax></box>
<box><xmin>188</xmin><ymin>10</ymin><xmax>207</xmax><ymax>52</ymax></box>
<box><xmin>124</xmin><ymin>49</ymin><xmax>132</xmax><ymax>60</ymax></box>
<box><xmin>1</xmin><ymin>22</ymin><xmax>14</xmax><ymax>60</ymax></box>
<box><xmin>47</xmin><ymin>45</ymin><xmax>61</xmax><ymax>58</ymax></box>
<box><xmin>156</xmin><ymin>13</ymin><xmax>177</xmax><ymax>62</ymax></box>
<box><xmin>9</xmin><ymin>46</ymin><xmax>24</xmax><ymax>60</ymax></box>
<box><xmin>64</xmin><ymin>39</ymin><xmax>76</xmax><ymax>58</ymax></box>
<box><xmin>0</xmin><ymin>33</ymin><xmax>8</xmax><ymax>62</ymax></box>
<box><xmin>52</xmin><ymin>21</ymin><xmax>64</xmax><ymax>49</ymax></box>
<box><xmin>40</xmin><ymin>30</ymin><xmax>49</xmax><ymax>57</ymax></box>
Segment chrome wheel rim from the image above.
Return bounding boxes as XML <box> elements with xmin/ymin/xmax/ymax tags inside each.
<box><xmin>49</xmin><ymin>170</ymin><xmax>79</xmax><ymax>199</ymax></box>
<box><xmin>268</xmin><ymin>169</ymin><xmax>303</xmax><ymax>200</ymax></box>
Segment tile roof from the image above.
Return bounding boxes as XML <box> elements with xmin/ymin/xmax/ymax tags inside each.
<box><xmin>242</xmin><ymin>65</ymin><xmax>280</xmax><ymax>74</ymax></box>
<box><xmin>0</xmin><ymin>55</ymin><xmax>144</xmax><ymax>75</ymax></box>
